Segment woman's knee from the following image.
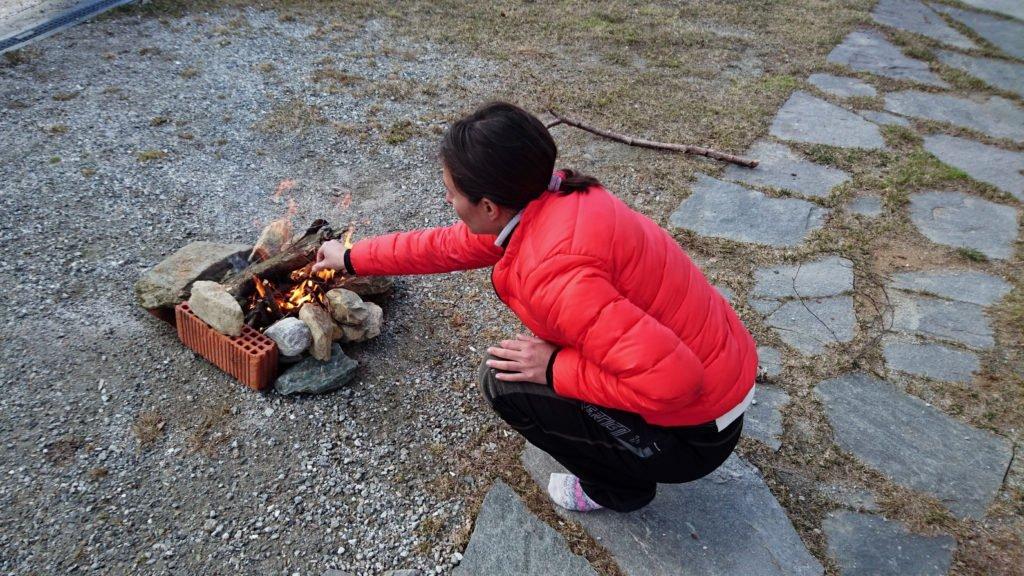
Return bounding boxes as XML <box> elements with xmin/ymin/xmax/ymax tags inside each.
<box><xmin>477</xmin><ymin>354</ymin><xmax>502</xmax><ymax>407</ymax></box>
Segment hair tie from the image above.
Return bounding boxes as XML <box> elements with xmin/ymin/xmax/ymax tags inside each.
<box><xmin>548</xmin><ymin>174</ymin><xmax>562</xmax><ymax>192</ymax></box>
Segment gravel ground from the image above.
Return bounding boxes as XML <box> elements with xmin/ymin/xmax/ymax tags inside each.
<box><xmin>0</xmin><ymin>8</ymin><xmax>522</xmax><ymax>575</ymax></box>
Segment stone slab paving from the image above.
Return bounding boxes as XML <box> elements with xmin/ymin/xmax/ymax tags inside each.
<box><xmin>828</xmin><ymin>30</ymin><xmax>949</xmax><ymax>87</ymax></box>
<box><xmin>757</xmin><ymin>345</ymin><xmax>783</xmax><ymax>378</ymax></box>
<box><xmin>858</xmin><ymin>109</ymin><xmax>910</xmax><ymax>127</ymax></box>
<box><xmin>815</xmin><ymin>372</ymin><xmax>1013</xmax><ymax>518</ymax></box>
<box><xmin>956</xmin><ymin>0</ymin><xmax>1024</xmax><ymax>21</ymax></box>
<box><xmin>521</xmin><ymin>446</ymin><xmax>824</xmax><ymax>576</ymax></box>
<box><xmin>819</xmin><ymin>484</ymin><xmax>880</xmax><ymax>512</ymax></box>
<box><xmin>770</xmin><ymin>91</ymin><xmax>886</xmax><ymax>149</ymax></box>
<box><xmin>744</xmin><ymin>384</ymin><xmax>789</xmax><ymax>450</ymax></box>
<box><xmin>454</xmin><ymin>481</ymin><xmax>597</xmax><ymax>576</ymax></box>
<box><xmin>889</xmin><ymin>291</ymin><xmax>994</xmax><ymax>349</ymax></box>
<box><xmin>930</xmin><ymin>3</ymin><xmax>1024</xmax><ymax>60</ymax></box>
<box><xmin>923</xmin><ymin>134</ymin><xmax>1024</xmax><ymax>202</ymax></box>
<box><xmin>885</xmin><ymin>91</ymin><xmax>1024</xmax><ymax>143</ymax></box>
<box><xmin>890</xmin><ymin>269</ymin><xmax>1012</xmax><ymax>306</ymax></box>
<box><xmin>847</xmin><ymin>195</ymin><xmax>884</xmax><ymax>217</ymax></box>
<box><xmin>871</xmin><ymin>0</ymin><xmax>976</xmax><ymax>49</ymax></box>
<box><xmin>882</xmin><ymin>335</ymin><xmax>980</xmax><ymax>383</ymax></box>
<box><xmin>937</xmin><ymin>50</ymin><xmax>1024</xmax><ymax>99</ymax></box>
<box><xmin>908</xmin><ymin>191</ymin><xmax>1019</xmax><ymax>260</ymax></box>
<box><xmin>808</xmin><ymin>73</ymin><xmax>877</xmax><ymax>98</ymax></box>
<box><xmin>723</xmin><ymin>140</ymin><xmax>850</xmax><ymax>199</ymax></box>
<box><xmin>753</xmin><ymin>256</ymin><xmax>854</xmax><ymax>299</ymax></box>
<box><xmin>823</xmin><ymin>511</ymin><xmax>956</xmax><ymax>576</ymax></box>
<box><xmin>669</xmin><ymin>175</ymin><xmax>828</xmax><ymax>247</ymax></box>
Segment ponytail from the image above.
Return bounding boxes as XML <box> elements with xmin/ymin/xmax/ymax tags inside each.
<box><xmin>553</xmin><ymin>168</ymin><xmax>600</xmax><ymax>194</ymax></box>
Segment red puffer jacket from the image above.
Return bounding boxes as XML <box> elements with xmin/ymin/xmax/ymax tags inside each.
<box><xmin>349</xmin><ymin>185</ymin><xmax>757</xmax><ymax>426</ymax></box>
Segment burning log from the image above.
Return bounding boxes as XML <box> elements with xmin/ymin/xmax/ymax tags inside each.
<box><xmin>248</xmin><ymin>218</ymin><xmax>293</xmax><ymax>262</ymax></box>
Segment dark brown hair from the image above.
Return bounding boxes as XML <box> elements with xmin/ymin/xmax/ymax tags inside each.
<box><xmin>439</xmin><ymin>101</ymin><xmax>600</xmax><ymax>210</ymax></box>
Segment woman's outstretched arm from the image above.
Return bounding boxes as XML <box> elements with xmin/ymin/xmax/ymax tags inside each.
<box><xmin>329</xmin><ymin>221</ymin><xmax>504</xmax><ymax>276</ymax></box>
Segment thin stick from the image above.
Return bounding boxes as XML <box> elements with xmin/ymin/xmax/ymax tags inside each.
<box><xmin>546</xmin><ymin>110</ymin><xmax>758</xmax><ymax>168</ymax></box>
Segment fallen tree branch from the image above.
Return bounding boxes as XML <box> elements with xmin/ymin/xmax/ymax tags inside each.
<box><xmin>546</xmin><ymin>110</ymin><xmax>758</xmax><ymax>168</ymax></box>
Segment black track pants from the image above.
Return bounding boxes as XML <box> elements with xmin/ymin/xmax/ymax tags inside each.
<box><xmin>479</xmin><ymin>356</ymin><xmax>742</xmax><ymax>512</ymax></box>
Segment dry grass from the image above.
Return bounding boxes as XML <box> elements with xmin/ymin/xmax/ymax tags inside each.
<box><xmin>132</xmin><ymin>411</ymin><xmax>166</xmax><ymax>449</ymax></box>
<box><xmin>257</xmin><ymin>98</ymin><xmax>327</xmax><ymax>134</ymax></box>
<box><xmin>187</xmin><ymin>401</ymin><xmax>234</xmax><ymax>456</ymax></box>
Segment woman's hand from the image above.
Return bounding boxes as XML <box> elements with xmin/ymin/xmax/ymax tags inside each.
<box><xmin>312</xmin><ymin>240</ymin><xmax>346</xmax><ymax>273</ymax></box>
<box><xmin>487</xmin><ymin>334</ymin><xmax>559</xmax><ymax>385</ymax></box>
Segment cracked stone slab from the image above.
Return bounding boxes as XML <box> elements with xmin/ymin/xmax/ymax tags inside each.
<box><xmin>924</xmin><ymin>134</ymin><xmax>1024</xmax><ymax>202</ymax></box>
<box><xmin>937</xmin><ymin>50</ymin><xmax>1024</xmax><ymax>98</ymax></box>
<box><xmin>827</xmin><ymin>30</ymin><xmax>949</xmax><ymax>87</ymax></box>
<box><xmin>930</xmin><ymin>3</ymin><xmax>1024</xmax><ymax>60</ymax></box>
<box><xmin>757</xmin><ymin>346</ymin><xmax>783</xmax><ymax>378</ymax></box>
<box><xmin>858</xmin><ymin>109</ymin><xmax>910</xmax><ymax>127</ymax></box>
<box><xmin>815</xmin><ymin>372</ymin><xmax>1013</xmax><ymax>518</ymax></box>
<box><xmin>753</xmin><ymin>256</ymin><xmax>854</xmax><ymax>299</ymax></box>
<box><xmin>770</xmin><ymin>91</ymin><xmax>886</xmax><ymax>149</ymax></box>
<box><xmin>908</xmin><ymin>190</ymin><xmax>1019</xmax><ymax>260</ymax></box>
<box><xmin>454</xmin><ymin>481</ymin><xmax>597</xmax><ymax>576</ymax></box>
<box><xmin>744</xmin><ymin>385</ymin><xmax>789</xmax><ymax>450</ymax></box>
<box><xmin>754</xmin><ymin>296</ymin><xmax>856</xmax><ymax>356</ymax></box>
<box><xmin>885</xmin><ymin>91</ymin><xmax>1024</xmax><ymax>143</ymax></box>
<box><xmin>890</xmin><ymin>269</ymin><xmax>1012</xmax><ymax>306</ymax></box>
<box><xmin>521</xmin><ymin>446</ymin><xmax>823</xmax><ymax>576</ymax></box>
<box><xmin>883</xmin><ymin>335</ymin><xmax>980</xmax><ymax>383</ymax></box>
<box><xmin>889</xmin><ymin>291</ymin><xmax>994</xmax><ymax>349</ymax></box>
<box><xmin>956</xmin><ymin>0</ymin><xmax>1024</xmax><ymax>21</ymax></box>
<box><xmin>808</xmin><ymin>73</ymin><xmax>878</xmax><ymax>98</ymax></box>
<box><xmin>847</xmin><ymin>196</ymin><xmax>884</xmax><ymax>217</ymax></box>
<box><xmin>819</xmin><ymin>484</ymin><xmax>879</xmax><ymax>512</ymax></box>
<box><xmin>723</xmin><ymin>140</ymin><xmax>850</xmax><ymax>199</ymax></box>
<box><xmin>872</xmin><ymin>0</ymin><xmax>976</xmax><ymax>49</ymax></box>
<box><xmin>669</xmin><ymin>175</ymin><xmax>828</xmax><ymax>247</ymax></box>
<box><xmin>824</xmin><ymin>511</ymin><xmax>956</xmax><ymax>576</ymax></box>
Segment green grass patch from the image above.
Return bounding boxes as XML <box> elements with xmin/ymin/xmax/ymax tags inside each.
<box><xmin>956</xmin><ymin>247</ymin><xmax>988</xmax><ymax>262</ymax></box>
<box><xmin>384</xmin><ymin>120</ymin><xmax>416</xmax><ymax>145</ymax></box>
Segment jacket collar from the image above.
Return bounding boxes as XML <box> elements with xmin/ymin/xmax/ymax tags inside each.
<box><xmin>494</xmin><ymin>211</ymin><xmax>523</xmax><ymax>249</ymax></box>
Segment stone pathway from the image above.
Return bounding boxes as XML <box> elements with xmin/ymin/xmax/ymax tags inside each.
<box><xmin>871</xmin><ymin>0</ymin><xmax>976</xmax><ymax>50</ymax></box>
<box><xmin>956</xmin><ymin>0</ymin><xmax>1024</xmax><ymax>21</ymax></box>
<box><xmin>908</xmin><ymin>191</ymin><xmax>1019</xmax><ymax>259</ymax></box>
<box><xmin>929</xmin><ymin>3</ymin><xmax>1024</xmax><ymax>60</ymax></box>
<box><xmin>937</xmin><ymin>50</ymin><xmax>1024</xmax><ymax>98</ymax></box>
<box><xmin>828</xmin><ymin>30</ymin><xmax>949</xmax><ymax>87</ymax></box>
<box><xmin>823</xmin><ymin>511</ymin><xmax>956</xmax><ymax>575</ymax></box>
<box><xmin>808</xmin><ymin>73</ymin><xmax>877</xmax><ymax>99</ymax></box>
<box><xmin>770</xmin><ymin>91</ymin><xmax>886</xmax><ymax>149</ymax></box>
<box><xmin>884</xmin><ymin>91</ymin><xmax>1024</xmax><ymax>143</ymax></box>
<box><xmin>922</xmin><ymin>135</ymin><xmax>1024</xmax><ymax>201</ymax></box>
<box><xmin>722</xmin><ymin>140</ymin><xmax>850</xmax><ymax>198</ymax></box>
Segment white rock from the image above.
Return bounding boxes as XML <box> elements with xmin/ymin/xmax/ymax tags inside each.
<box><xmin>264</xmin><ymin>317</ymin><xmax>312</xmax><ymax>356</ymax></box>
<box><xmin>187</xmin><ymin>281</ymin><xmax>243</xmax><ymax>336</ymax></box>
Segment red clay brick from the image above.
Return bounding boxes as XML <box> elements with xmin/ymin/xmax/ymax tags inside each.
<box><xmin>175</xmin><ymin>302</ymin><xmax>278</xmax><ymax>391</ymax></box>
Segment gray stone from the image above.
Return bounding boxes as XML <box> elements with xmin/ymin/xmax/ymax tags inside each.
<box><xmin>339</xmin><ymin>302</ymin><xmax>383</xmax><ymax>343</ymax></box>
<box><xmin>818</xmin><ymin>484</ymin><xmax>879</xmax><ymax>511</ymax></box>
<box><xmin>753</xmin><ymin>256</ymin><xmax>854</xmax><ymax>299</ymax></box>
<box><xmin>744</xmin><ymin>385</ymin><xmax>789</xmax><ymax>450</ymax></box>
<box><xmin>299</xmin><ymin>303</ymin><xmax>337</xmax><ymax>361</ymax></box>
<box><xmin>938</xmin><ymin>50</ymin><xmax>1024</xmax><ymax>98</ymax></box>
<box><xmin>883</xmin><ymin>335</ymin><xmax>980</xmax><ymax>383</ymax></box>
<box><xmin>889</xmin><ymin>292</ymin><xmax>994</xmax><ymax>349</ymax></box>
<box><xmin>384</xmin><ymin>571</ymin><xmax>421</xmax><ymax>576</ymax></box>
<box><xmin>815</xmin><ymin>372</ymin><xmax>1013</xmax><ymax>518</ymax></box>
<box><xmin>274</xmin><ymin>344</ymin><xmax>358</xmax><ymax>396</ymax></box>
<box><xmin>823</xmin><ymin>511</ymin><xmax>956</xmax><ymax>576</ymax></box>
<box><xmin>723</xmin><ymin>140</ymin><xmax>850</xmax><ymax>199</ymax></box>
<box><xmin>871</xmin><ymin>0</ymin><xmax>976</xmax><ymax>49</ymax></box>
<box><xmin>134</xmin><ymin>241</ymin><xmax>250</xmax><ymax>309</ymax></box>
<box><xmin>908</xmin><ymin>191</ymin><xmax>1019</xmax><ymax>260</ymax></box>
<box><xmin>827</xmin><ymin>30</ymin><xmax>949</xmax><ymax>87</ymax></box>
<box><xmin>770</xmin><ymin>91</ymin><xmax>886</xmax><ymax>149</ymax></box>
<box><xmin>758</xmin><ymin>297</ymin><xmax>857</xmax><ymax>356</ymax></box>
<box><xmin>847</xmin><ymin>196</ymin><xmax>884</xmax><ymax>218</ymax></box>
<box><xmin>857</xmin><ymin>110</ymin><xmax>910</xmax><ymax>127</ymax></box>
<box><xmin>453</xmin><ymin>481</ymin><xmax>597</xmax><ymax>576</ymax></box>
<box><xmin>264</xmin><ymin>317</ymin><xmax>312</xmax><ymax>357</ymax></box>
<box><xmin>923</xmin><ymin>134</ymin><xmax>1024</xmax><ymax>201</ymax></box>
<box><xmin>326</xmin><ymin>288</ymin><xmax>369</xmax><ymax>326</ymax></box>
<box><xmin>930</xmin><ymin>3</ymin><xmax>1024</xmax><ymax>60</ymax></box>
<box><xmin>956</xmin><ymin>0</ymin><xmax>1024</xmax><ymax>21</ymax></box>
<box><xmin>885</xmin><ymin>91</ymin><xmax>1024</xmax><ymax>143</ymax></box>
<box><xmin>808</xmin><ymin>73</ymin><xmax>878</xmax><ymax>98</ymax></box>
<box><xmin>187</xmin><ymin>281</ymin><xmax>243</xmax><ymax>337</ymax></box>
<box><xmin>890</xmin><ymin>269</ymin><xmax>1012</xmax><ymax>306</ymax></box>
<box><xmin>669</xmin><ymin>175</ymin><xmax>828</xmax><ymax>247</ymax></box>
<box><xmin>757</xmin><ymin>346</ymin><xmax>783</xmax><ymax>378</ymax></box>
<box><xmin>521</xmin><ymin>446</ymin><xmax>823</xmax><ymax>576</ymax></box>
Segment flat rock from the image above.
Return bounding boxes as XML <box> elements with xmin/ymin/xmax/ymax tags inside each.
<box><xmin>824</xmin><ymin>511</ymin><xmax>955</xmax><ymax>576</ymax></box>
<box><xmin>808</xmin><ymin>73</ymin><xmax>878</xmax><ymax>98</ymax></box>
<box><xmin>521</xmin><ymin>446</ymin><xmax>823</xmax><ymax>576</ymax></box>
<box><xmin>264</xmin><ymin>317</ymin><xmax>312</xmax><ymax>356</ymax></box>
<box><xmin>890</xmin><ymin>269</ymin><xmax>1012</xmax><ymax>306</ymax></box>
<box><xmin>274</xmin><ymin>343</ymin><xmax>358</xmax><ymax>396</ymax></box>
<box><xmin>755</xmin><ymin>296</ymin><xmax>856</xmax><ymax>356</ymax></box>
<box><xmin>744</xmin><ymin>385</ymin><xmax>789</xmax><ymax>450</ymax></box>
<box><xmin>753</xmin><ymin>256</ymin><xmax>854</xmax><ymax>299</ymax></box>
<box><xmin>956</xmin><ymin>0</ymin><xmax>1024</xmax><ymax>21</ymax></box>
<box><xmin>453</xmin><ymin>481</ymin><xmax>597</xmax><ymax>576</ymax></box>
<box><xmin>883</xmin><ymin>335</ymin><xmax>980</xmax><ymax>383</ymax></box>
<box><xmin>889</xmin><ymin>292</ymin><xmax>994</xmax><ymax>349</ymax></box>
<box><xmin>827</xmin><ymin>30</ymin><xmax>949</xmax><ymax>87</ymax></box>
<box><xmin>871</xmin><ymin>0</ymin><xmax>976</xmax><ymax>49</ymax></box>
<box><xmin>815</xmin><ymin>372</ymin><xmax>1013</xmax><ymax>518</ymax></box>
<box><xmin>885</xmin><ymin>91</ymin><xmax>1024</xmax><ymax>143</ymax></box>
<box><xmin>930</xmin><ymin>3</ymin><xmax>1024</xmax><ymax>60</ymax></box>
<box><xmin>818</xmin><ymin>484</ymin><xmax>879</xmax><ymax>512</ymax></box>
<box><xmin>669</xmin><ymin>175</ymin><xmax>828</xmax><ymax>247</ymax></box>
<box><xmin>299</xmin><ymin>303</ymin><xmax>337</xmax><ymax>361</ymax></box>
<box><xmin>326</xmin><ymin>288</ymin><xmax>370</xmax><ymax>325</ymax></box>
<box><xmin>723</xmin><ymin>140</ymin><xmax>850</xmax><ymax>199</ymax></box>
<box><xmin>757</xmin><ymin>346</ymin><xmax>783</xmax><ymax>378</ymax></box>
<box><xmin>847</xmin><ymin>196</ymin><xmax>884</xmax><ymax>217</ymax></box>
<box><xmin>923</xmin><ymin>134</ymin><xmax>1024</xmax><ymax>201</ymax></box>
<box><xmin>857</xmin><ymin>110</ymin><xmax>910</xmax><ymax>127</ymax></box>
<box><xmin>135</xmin><ymin>241</ymin><xmax>249</xmax><ymax>309</ymax></box>
<box><xmin>770</xmin><ymin>91</ymin><xmax>886</xmax><ymax>149</ymax></box>
<box><xmin>187</xmin><ymin>281</ymin><xmax>243</xmax><ymax>337</ymax></box>
<box><xmin>908</xmin><ymin>190</ymin><xmax>1019</xmax><ymax>260</ymax></box>
<box><xmin>937</xmin><ymin>50</ymin><xmax>1024</xmax><ymax>98</ymax></box>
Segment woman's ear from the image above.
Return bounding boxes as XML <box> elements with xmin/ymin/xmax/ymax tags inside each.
<box><xmin>481</xmin><ymin>198</ymin><xmax>502</xmax><ymax>222</ymax></box>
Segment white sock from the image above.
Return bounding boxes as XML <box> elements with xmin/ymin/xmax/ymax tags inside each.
<box><xmin>547</xmin><ymin>473</ymin><xmax>604</xmax><ymax>512</ymax></box>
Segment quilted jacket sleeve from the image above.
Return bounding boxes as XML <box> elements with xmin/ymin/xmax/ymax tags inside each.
<box><xmin>525</xmin><ymin>254</ymin><xmax>705</xmax><ymax>415</ymax></box>
<box><xmin>348</xmin><ymin>221</ymin><xmax>504</xmax><ymax>276</ymax></box>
